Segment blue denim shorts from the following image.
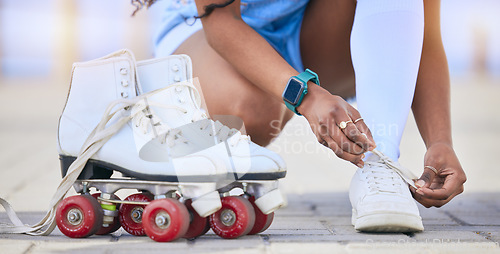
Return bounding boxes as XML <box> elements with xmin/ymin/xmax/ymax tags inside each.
<box><xmin>154</xmin><ymin>0</ymin><xmax>310</xmax><ymax>72</ymax></box>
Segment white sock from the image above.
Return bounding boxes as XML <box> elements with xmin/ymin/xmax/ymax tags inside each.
<box><xmin>351</xmin><ymin>0</ymin><xmax>424</xmax><ymax>160</ymax></box>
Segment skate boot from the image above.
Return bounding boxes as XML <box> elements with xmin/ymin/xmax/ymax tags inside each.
<box><xmin>55</xmin><ymin>49</ymin><xmax>233</xmax><ymax>241</ymax></box>
<box><xmin>349</xmin><ymin>149</ymin><xmax>424</xmax><ymax>232</ymax></box>
<box><xmin>136</xmin><ymin>55</ymin><xmax>286</xmax><ymax>238</ymax></box>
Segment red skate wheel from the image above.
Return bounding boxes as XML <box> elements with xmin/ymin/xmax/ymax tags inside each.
<box><xmin>142</xmin><ymin>198</ymin><xmax>190</xmax><ymax>242</ymax></box>
<box><xmin>91</xmin><ymin>193</ymin><xmax>121</xmax><ymax>235</ymax></box>
<box><xmin>56</xmin><ymin>195</ymin><xmax>103</xmax><ymax>238</ymax></box>
<box><xmin>119</xmin><ymin>193</ymin><xmax>153</xmax><ymax>236</ymax></box>
<box><xmin>247</xmin><ymin>196</ymin><xmax>274</xmax><ymax>235</ymax></box>
<box><xmin>183</xmin><ymin>199</ymin><xmax>210</xmax><ymax>239</ymax></box>
<box><xmin>209</xmin><ymin>196</ymin><xmax>256</xmax><ymax>239</ymax></box>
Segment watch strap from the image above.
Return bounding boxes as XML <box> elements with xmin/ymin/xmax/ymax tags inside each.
<box><xmin>289</xmin><ymin>69</ymin><xmax>320</xmax><ymax>115</ymax></box>
<box><xmin>297</xmin><ymin>68</ymin><xmax>320</xmax><ymax>86</ymax></box>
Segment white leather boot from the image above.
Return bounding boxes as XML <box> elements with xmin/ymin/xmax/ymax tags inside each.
<box><xmin>57</xmin><ymin>49</ymin><xmax>224</xmax><ymax>217</ymax></box>
<box><xmin>136</xmin><ymin>55</ymin><xmax>286</xmax><ymax>214</ymax></box>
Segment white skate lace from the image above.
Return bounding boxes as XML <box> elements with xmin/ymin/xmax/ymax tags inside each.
<box><xmin>0</xmin><ymin>86</ymin><xmax>183</xmax><ymax>235</ymax></box>
<box><xmin>131</xmin><ymin>100</ymin><xmax>189</xmax><ymax>147</ymax></box>
<box><xmin>166</xmin><ymin>81</ymin><xmax>251</xmax><ymax>147</ymax></box>
<box><xmin>365</xmin><ymin>149</ymin><xmax>418</xmax><ymax>191</ymax></box>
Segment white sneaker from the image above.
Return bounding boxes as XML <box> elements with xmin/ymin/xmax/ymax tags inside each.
<box><xmin>349</xmin><ymin>150</ymin><xmax>424</xmax><ymax>232</ymax></box>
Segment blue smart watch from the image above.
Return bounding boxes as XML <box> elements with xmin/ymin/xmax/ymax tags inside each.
<box><xmin>282</xmin><ymin>69</ymin><xmax>320</xmax><ymax>115</ymax></box>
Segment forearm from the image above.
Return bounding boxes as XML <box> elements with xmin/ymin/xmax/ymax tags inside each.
<box><xmin>198</xmin><ymin>2</ymin><xmax>299</xmax><ymax>101</ymax></box>
<box><xmin>412</xmin><ymin>51</ymin><xmax>452</xmax><ymax>148</ymax></box>
<box><xmin>412</xmin><ymin>1</ymin><xmax>452</xmax><ymax>148</ymax></box>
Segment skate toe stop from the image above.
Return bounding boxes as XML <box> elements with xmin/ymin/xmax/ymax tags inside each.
<box><xmin>191</xmin><ymin>191</ymin><xmax>222</xmax><ymax>217</ymax></box>
<box><xmin>255</xmin><ymin>189</ymin><xmax>285</xmax><ymax>215</ymax></box>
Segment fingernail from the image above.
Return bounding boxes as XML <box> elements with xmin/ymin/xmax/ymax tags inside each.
<box><xmin>357</xmin><ymin>162</ymin><xmax>364</xmax><ymax>168</ymax></box>
<box><xmin>361</xmin><ymin>154</ymin><xmax>365</xmax><ymax>160</ymax></box>
<box><xmin>415</xmin><ymin>180</ymin><xmax>425</xmax><ymax>188</ymax></box>
<box><xmin>416</xmin><ymin>189</ymin><xmax>424</xmax><ymax>195</ymax></box>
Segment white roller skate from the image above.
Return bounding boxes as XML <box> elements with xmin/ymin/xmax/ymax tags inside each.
<box><xmin>56</xmin><ymin>49</ymin><xmax>246</xmax><ymax>241</ymax></box>
<box><xmin>0</xmin><ymin>49</ymin><xmax>238</xmax><ymax>243</ymax></box>
<box><xmin>136</xmin><ymin>55</ymin><xmax>287</xmax><ymax>238</ymax></box>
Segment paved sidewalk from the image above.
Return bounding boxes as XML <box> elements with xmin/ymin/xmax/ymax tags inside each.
<box><xmin>0</xmin><ymin>77</ymin><xmax>499</xmax><ymax>253</ymax></box>
<box><xmin>1</xmin><ymin>192</ymin><xmax>500</xmax><ymax>253</ymax></box>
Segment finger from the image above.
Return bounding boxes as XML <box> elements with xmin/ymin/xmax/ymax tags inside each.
<box><xmin>412</xmin><ymin>187</ymin><xmax>457</xmax><ymax>208</ymax></box>
<box><xmin>339</xmin><ymin>121</ymin><xmax>369</xmax><ymax>152</ymax></box>
<box><xmin>320</xmin><ymin>117</ymin><xmax>365</xmax><ymax>155</ymax></box>
<box><xmin>416</xmin><ymin>173</ymin><xmax>464</xmax><ymax>201</ymax></box>
<box><xmin>415</xmin><ymin>166</ymin><xmax>438</xmax><ymax>188</ymax></box>
<box><xmin>331</xmin><ymin>125</ymin><xmax>366</xmax><ymax>155</ymax></box>
<box><xmin>330</xmin><ymin>113</ymin><xmax>367</xmax><ymax>155</ymax></box>
<box><xmin>411</xmin><ymin>189</ymin><xmax>449</xmax><ymax>208</ymax></box>
<box><xmin>355</xmin><ymin>121</ymin><xmax>376</xmax><ymax>150</ymax></box>
<box><xmin>322</xmin><ymin>135</ymin><xmax>365</xmax><ymax>167</ymax></box>
<box><xmin>417</xmin><ymin>184</ymin><xmax>463</xmax><ymax>201</ymax></box>
<box><xmin>348</xmin><ymin>109</ymin><xmax>376</xmax><ymax>149</ymax></box>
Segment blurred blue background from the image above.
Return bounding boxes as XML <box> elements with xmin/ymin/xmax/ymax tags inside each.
<box><xmin>0</xmin><ymin>0</ymin><xmax>499</xmax><ymax>80</ymax></box>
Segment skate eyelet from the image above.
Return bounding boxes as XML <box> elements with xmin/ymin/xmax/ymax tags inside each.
<box><xmin>174</xmin><ymin>76</ymin><xmax>181</xmax><ymax>82</ymax></box>
<box><xmin>121</xmin><ymin>80</ymin><xmax>129</xmax><ymax>87</ymax></box>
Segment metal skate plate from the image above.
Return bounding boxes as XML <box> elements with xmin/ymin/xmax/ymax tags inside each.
<box><xmin>218</xmin><ymin>180</ymin><xmax>279</xmax><ymax>199</ymax></box>
<box><xmin>73</xmin><ymin>179</ymin><xmax>217</xmax><ymax>200</ymax></box>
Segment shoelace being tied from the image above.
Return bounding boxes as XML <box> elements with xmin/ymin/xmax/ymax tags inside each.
<box><xmin>0</xmin><ymin>86</ymin><xmax>184</xmax><ymax>235</ymax></box>
<box><xmin>364</xmin><ymin>149</ymin><xmax>418</xmax><ymax>191</ymax></box>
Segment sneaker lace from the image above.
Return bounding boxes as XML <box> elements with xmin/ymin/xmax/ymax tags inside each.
<box><xmin>167</xmin><ymin>81</ymin><xmax>251</xmax><ymax>147</ymax></box>
<box><xmin>365</xmin><ymin>150</ymin><xmax>418</xmax><ymax>192</ymax></box>
<box><xmin>364</xmin><ymin>159</ymin><xmax>402</xmax><ymax>193</ymax></box>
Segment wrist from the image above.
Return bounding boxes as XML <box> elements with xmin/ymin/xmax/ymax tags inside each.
<box><xmin>282</xmin><ymin>69</ymin><xmax>320</xmax><ymax>115</ymax></box>
<box><xmin>296</xmin><ymin>82</ymin><xmax>322</xmax><ymax>115</ymax></box>
<box><xmin>426</xmin><ymin>141</ymin><xmax>453</xmax><ymax>150</ymax></box>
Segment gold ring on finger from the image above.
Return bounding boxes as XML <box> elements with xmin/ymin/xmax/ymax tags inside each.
<box><xmin>424</xmin><ymin>165</ymin><xmax>439</xmax><ymax>175</ymax></box>
<box><xmin>354</xmin><ymin>118</ymin><xmax>364</xmax><ymax>124</ymax></box>
<box><xmin>338</xmin><ymin>120</ymin><xmax>352</xmax><ymax>130</ymax></box>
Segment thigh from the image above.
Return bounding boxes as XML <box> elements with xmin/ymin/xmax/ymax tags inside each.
<box><xmin>300</xmin><ymin>0</ymin><xmax>357</xmax><ymax>99</ymax></box>
<box><xmin>173</xmin><ymin>30</ymin><xmax>293</xmax><ymax>146</ymax></box>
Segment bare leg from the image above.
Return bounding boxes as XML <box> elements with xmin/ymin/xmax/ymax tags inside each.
<box><xmin>173</xmin><ymin>0</ymin><xmax>357</xmax><ymax>145</ymax></box>
<box><xmin>174</xmin><ymin>31</ymin><xmax>292</xmax><ymax>146</ymax></box>
<box><xmin>300</xmin><ymin>0</ymin><xmax>357</xmax><ymax>99</ymax></box>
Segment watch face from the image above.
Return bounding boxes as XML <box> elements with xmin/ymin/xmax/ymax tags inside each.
<box><xmin>283</xmin><ymin>77</ymin><xmax>304</xmax><ymax>105</ymax></box>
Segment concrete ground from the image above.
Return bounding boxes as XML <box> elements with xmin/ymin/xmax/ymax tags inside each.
<box><xmin>0</xmin><ymin>76</ymin><xmax>499</xmax><ymax>253</ymax></box>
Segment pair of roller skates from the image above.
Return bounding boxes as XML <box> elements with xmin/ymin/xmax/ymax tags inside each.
<box><xmin>54</xmin><ymin>49</ymin><xmax>286</xmax><ymax>242</ymax></box>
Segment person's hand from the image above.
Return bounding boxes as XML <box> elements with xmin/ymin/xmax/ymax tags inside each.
<box><xmin>411</xmin><ymin>143</ymin><xmax>466</xmax><ymax>207</ymax></box>
<box><xmin>297</xmin><ymin>84</ymin><xmax>376</xmax><ymax>167</ymax></box>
